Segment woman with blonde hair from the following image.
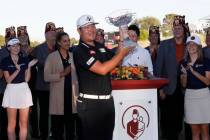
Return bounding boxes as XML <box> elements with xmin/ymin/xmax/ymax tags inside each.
<box><xmin>180</xmin><ymin>35</ymin><xmax>210</xmax><ymax>140</ymax></box>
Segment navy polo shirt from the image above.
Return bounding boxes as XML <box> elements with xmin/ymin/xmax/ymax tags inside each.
<box><xmin>180</xmin><ymin>58</ymin><xmax>210</xmax><ymax>89</ymax></box>
<box><xmin>0</xmin><ymin>55</ymin><xmax>29</xmax><ymax>83</ymax></box>
<box><xmin>73</xmin><ymin>40</ymin><xmax>113</xmax><ymax>95</ymax></box>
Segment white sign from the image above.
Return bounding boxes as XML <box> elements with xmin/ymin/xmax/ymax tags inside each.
<box><xmin>112</xmin><ymin>89</ymin><xmax>158</xmax><ymax>140</ymax></box>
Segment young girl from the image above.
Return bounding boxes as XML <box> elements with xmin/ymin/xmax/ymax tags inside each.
<box><xmin>0</xmin><ymin>38</ymin><xmax>37</xmax><ymax>140</ymax></box>
<box><xmin>180</xmin><ymin>35</ymin><xmax>210</xmax><ymax>140</ymax></box>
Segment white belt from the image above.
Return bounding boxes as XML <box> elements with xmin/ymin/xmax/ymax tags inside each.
<box><xmin>79</xmin><ymin>93</ymin><xmax>112</xmax><ymax>99</ymax></box>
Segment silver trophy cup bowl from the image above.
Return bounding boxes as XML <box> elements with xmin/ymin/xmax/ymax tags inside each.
<box><xmin>105</xmin><ymin>9</ymin><xmax>137</xmax><ymax>47</ymax></box>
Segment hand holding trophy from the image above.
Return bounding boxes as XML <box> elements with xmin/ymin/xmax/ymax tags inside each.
<box><xmin>105</xmin><ymin>9</ymin><xmax>137</xmax><ymax>47</ymax></box>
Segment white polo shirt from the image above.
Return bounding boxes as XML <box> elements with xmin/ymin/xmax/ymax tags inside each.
<box><xmin>122</xmin><ymin>44</ymin><xmax>153</xmax><ymax>74</ymax></box>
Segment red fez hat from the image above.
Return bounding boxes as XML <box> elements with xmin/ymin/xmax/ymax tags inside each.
<box><xmin>17</xmin><ymin>26</ymin><xmax>28</xmax><ymax>37</ymax></box>
<box><xmin>96</xmin><ymin>28</ymin><xmax>105</xmax><ymax>36</ymax></box>
<box><xmin>55</xmin><ymin>27</ymin><xmax>64</xmax><ymax>33</ymax></box>
<box><xmin>45</xmin><ymin>22</ymin><xmax>56</xmax><ymax>33</ymax></box>
<box><xmin>5</xmin><ymin>26</ymin><xmax>16</xmax><ymax>39</ymax></box>
<box><xmin>149</xmin><ymin>25</ymin><xmax>160</xmax><ymax>35</ymax></box>
<box><xmin>173</xmin><ymin>15</ymin><xmax>185</xmax><ymax>26</ymax></box>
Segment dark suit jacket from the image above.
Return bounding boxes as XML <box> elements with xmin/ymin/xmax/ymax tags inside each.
<box><xmin>203</xmin><ymin>46</ymin><xmax>210</xmax><ymax>59</ymax></box>
<box><xmin>31</xmin><ymin>42</ymin><xmax>54</xmax><ymax>91</ymax></box>
<box><xmin>156</xmin><ymin>38</ymin><xmax>184</xmax><ymax>95</ymax></box>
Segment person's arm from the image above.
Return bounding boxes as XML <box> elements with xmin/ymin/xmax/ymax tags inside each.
<box><xmin>25</xmin><ymin>59</ymin><xmax>38</xmax><ymax>82</ymax></box>
<box><xmin>31</xmin><ymin>45</ymin><xmax>46</xmax><ymax>68</ymax></box>
<box><xmin>44</xmin><ymin>55</ymin><xmax>62</xmax><ymax>82</ymax></box>
<box><xmin>155</xmin><ymin>44</ymin><xmax>164</xmax><ymax>77</ymax></box>
<box><xmin>180</xmin><ymin>74</ymin><xmax>187</xmax><ymax>88</ymax></box>
<box><xmin>89</xmin><ymin>46</ymin><xmax>133</xmax><ymax>75</ymax></box>
<box><xmin>189</xmin><ymin>65</ymin><xmax>210</xmax><ymax>86</ymax></box>
<box><xmin>156</xmin><ymin>43</ymin><xmax>167</xmax><ymax>99</ymax></box>
<box><xmin>145</xmin><ymin>50</ymin><xmax>153</xmax><ymax>74</ymax></box>
<box><xmin>60</xmin><ymin>65</ymin><xmax>71</xmax><ymax>78</ymax></box>
<box><xmin>0</xmin><ymin>69</ymin><xmax>3</xmax><ymax>78</ymax></box>
<box><xmin>30</xmin><ymin>46</ymin><xmax>37</xmax><ymax>59</ymax></box>
<box><xmin>25</xmin><ymin>68</ymin><xmax>31</xmax><ymax>82</ymax></box>
<box><xmin>0</xmin><ymin>57</ymin><xmax>3</xmax><ymax>78</ymax></box>
<box><xmin>180</xmin><ymin>64</ymin><xmax>187</xmax><ymax>88</ymax></box>
<box><xmin>4</xmin><ymin>64</ymin><xmax>20</xmax><ymax>83</ymax></box>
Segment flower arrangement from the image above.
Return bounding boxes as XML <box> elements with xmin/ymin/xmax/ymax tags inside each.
<box><xmin>111</xmin><ymin>66</ymin><xmax>152</xmax><ymax>80</ymax></box>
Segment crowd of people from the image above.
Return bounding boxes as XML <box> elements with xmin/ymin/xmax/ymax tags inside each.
<box><xmin>0</xmin><ymin>14</ymin><xmax>210</xmax><ymax>140</ymax></box>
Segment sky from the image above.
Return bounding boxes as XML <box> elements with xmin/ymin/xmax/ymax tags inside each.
<box><xmin>0</xmin><ymin>0</ymin><xmax>209</xmax><ymax>42</ymax></box>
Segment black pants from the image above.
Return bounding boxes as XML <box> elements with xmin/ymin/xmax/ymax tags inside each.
<box><xmin>37</xmin><ymin>90</ymin><xmax>49</xmax><ymax>140</ymax></box>
<box><xmin>28</xmin><ymin>65</ymin><xmax>39</xmax><ymax>138</ymax></box>
<box><xmin>29</xmin><ymin>89</ymin><xmax>39</xmax><ymax>138</ymax></box>
<box><xmin>0</xmin><ymin>94</ymin><xmax>8</xmax><ymax>140</ymax></box>
<box><xmin>77</xmin><ymin>97</ymin><xmax>115</xmax><ymax>140</ymax></box>
<box><xmin>185</xmin><ymin>123</ymin><xmax>192</xmax><ymax>140</ymax></box>
<box><xmin>51</xmin><ymin>114</ymin><xmax>77</xmax><ymax>140</ymax></box>
<box><xmin>159</xmin><ymin>87</ymin><xmax>184</xmax><ymax>140</ymax></box>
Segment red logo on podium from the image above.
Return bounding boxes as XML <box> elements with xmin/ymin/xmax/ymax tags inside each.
<box><xmin>122</xmin><ymin>105</ymin><xmax>150</xmax><ymax>139</ymax></box>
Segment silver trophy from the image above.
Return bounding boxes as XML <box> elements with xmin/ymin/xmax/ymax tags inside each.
<box><xmin>106</xmin><ymin>9</ymin><xmax>137</xmax><ymax>47</ymax></box>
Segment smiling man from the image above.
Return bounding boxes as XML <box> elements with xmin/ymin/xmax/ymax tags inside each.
<box><xmin>156</xmin><ymin>15</ymin><xmax>191</xmax><ymax>140</ymax></box>
<box><xmin>73</xmin><ymin>14</ymin><xmax>133</xmax><ymax>140</ymax></box>
<box><xmin>122</xmin><ymin>24</ymin><xmax>153</xmax><ymax>74</ymax></box>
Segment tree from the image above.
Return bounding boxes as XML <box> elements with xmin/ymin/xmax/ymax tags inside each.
<box><xmin>135</xmin><ymin>16</ymin><xmax>160</xmax><ymax>40</ymax></box>
<box><xmin>30</xmin><ymin>41</ymin><xmax>40</xmax><ymax>47</ymax></box>
<box><xmin>0</xmin><ymin>35</ymin><xmax>5</xmax><ymax>47</ymax></box>
<box><xmin>161</xmin><ymin>13</ymin><xmax>177</xmax><ymax>37</ymax></box>
<box><xmin>139</xmin><ymin>29</ymin><xmax>148</xmax><ymax>41</ymax></box>
<box><xmin>138</xmin><ymin>16</ymin><xmax>161</xmax><ymax>30</ymax></box>
<box><xmin>70</xmin><ymin>37</ymin><xmax>78</xmax><ymax>45</ymax></box>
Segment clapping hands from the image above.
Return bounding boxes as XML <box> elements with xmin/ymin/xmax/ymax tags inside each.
<box><xmin>63</xmin><ymin>65</ymin><xmax>71</xmax><ymax>75</ymax></box>
<box><xmin>180</xmin><ymin>64</ymin><xmax>187</xmax><ymax>74</ymax></box>
<box><xmin>181</xmin><ymin>63</ymin><xmax>195</xmax><ymax>74</ymax></box>
<box><xmin>187</xmin><ymin>64</ymin><xmax>195</xmax><ymax>73</ymax></box>
<box><xmin>60</xmin><ymin>65</ymin><xmax>71</xmax><ymax>78</ymax></box>
<box><xmin>15</xmin><ymin>63</ymin><xmax>21</xmax><ymax>71</ymax></box>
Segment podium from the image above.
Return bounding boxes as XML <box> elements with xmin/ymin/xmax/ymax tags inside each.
<box><xmin>111</xmin><ymin>78</ymin><xmax>168</xmax><ymax>140</ymax></box>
